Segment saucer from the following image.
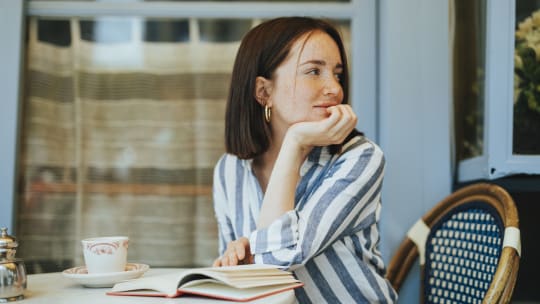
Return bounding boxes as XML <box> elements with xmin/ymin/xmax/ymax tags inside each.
<box><xmin>62</xmin><ymin>263</ymin><xmax>149</xmax><ymax>288</ymax></box>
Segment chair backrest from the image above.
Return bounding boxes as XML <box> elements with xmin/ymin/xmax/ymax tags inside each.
<box><xmin>386</xmin><ymin>183</ymin><xmax>520</xmax><ymax>304</ymax></box>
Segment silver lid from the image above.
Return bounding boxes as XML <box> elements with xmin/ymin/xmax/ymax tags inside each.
<box><xmin>0</xmin><ymin>228</ymin><xmax>18</xmax><ymax>260</ymax></box>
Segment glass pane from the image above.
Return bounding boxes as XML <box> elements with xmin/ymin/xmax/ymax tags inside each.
<box><xmin>18</xmin><ymin>16</ymin><xmax>351</xmax><ymax>273</ymax></box>
<box><xmin>514</xmin><ymin>1</ymin><xmax>540</xmax><ymax>154</ymax></box>
<box><xmin>452</xmin><ymin>0</ymin><xmax>487</xmax><ymax>162</ymax></box>
<box><xmin>31</xmin><ymin>0</ymin><xmax>350</xmax><ymax>2</ymax></box>
<box><xmin>142</xmin><ymin>0</ymin><xmax>350</xmax><ymax>2</ymax></box>
<box><xmin>199</xmin><ymin>19</ymin><xmax>252</xmax><ymax>42</ymax></box>
<box><xmin>144</xmin><ymin>19</ymin><xmax>190</xmax><ymax>42</ymax></box>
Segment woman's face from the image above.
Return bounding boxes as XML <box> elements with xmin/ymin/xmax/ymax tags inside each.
<box><xmin>267</xmin><ymin>30</ymin><xmax>344</xmax><ymax>131</ymax></box>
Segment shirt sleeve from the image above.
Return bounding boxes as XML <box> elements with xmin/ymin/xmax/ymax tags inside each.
<box><xmin>249</xmin><ymin>140</ymin><xmax>385</xmax><ymax>268</ymax></box>
<box><xmin>212</xmin><ymin>155</ymin><xmax>236</xmax><ymax>256</ymax></box>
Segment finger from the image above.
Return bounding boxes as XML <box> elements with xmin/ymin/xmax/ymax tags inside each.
<box><xmin>343</xmin><ymin>105</ymin><xmax>358</xmax><ymax>125</ymax></box>
<box><xmin>326</xmin><ymin>105</ymin><xmax>343</xmax><ymax>122</ymax></box>
<box><xmin>334</xmin><ymin>105</ymin><xmax>356</xmax><ymax>129</ymax></box>
<box><xmin>228</xmin><ymin>250</ymin><xmax>238</xmax><ymax>265</ymax></box>
<box><xmin>235</xmin><ymin>243</ymin><xmax>246</xmax><ymax>260</ymax></box>
<box><xmin>321</xmin><ymin>106</ymin><xmax>342</xmax><ymax>131</ymax></box>
<box><xmin>220</xmin><ymin>256</ymin><xmax>227</xmax><ymax>266</ymax></box>
<box><xmin>241</xmin><ymin>253</ymin><xmax>254</xmax><ymax>265</ymax></box>
<box><xmin>329</xmin><ymin>115</ymin><xmax>355</xmax><ymax>143</ymax></box>
<box><xmin>212</xmin><ymin>257</ymin><xmax>222</xmax><ymax>267</ymax></box>
<box><xmin>339</xmin><ymin>104</ymin><xmax>353</xmax><ymax>120</ymax></box>
<box><xmin>325</xmin><ymin>107</ymin><xmax>348</xmax><ymax>136</ymax></box>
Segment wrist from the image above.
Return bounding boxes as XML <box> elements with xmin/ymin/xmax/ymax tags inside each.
<box><xmin>283</xmin><ymin>130</ymin><xmax>311</xmax><ymax>161</ymax></box>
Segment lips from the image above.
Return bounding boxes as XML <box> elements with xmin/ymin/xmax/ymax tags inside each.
<box><xmin>314</xmin><ymin>103</ymin><xmax>338</xmax><ymax>108</ymax></box>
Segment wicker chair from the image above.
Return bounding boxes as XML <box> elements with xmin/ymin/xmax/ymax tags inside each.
<box><xmin>386</xmin><ymin>183</ymin><xmax>521</xmax><ymax>303</ymax></box>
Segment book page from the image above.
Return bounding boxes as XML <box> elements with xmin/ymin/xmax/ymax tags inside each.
<box><xmin>179</xmin><ymin>281</ymin><xmax>304</xmax><ymax>302</ymax></box>
<box><xmin>176</xmin><ymin>265</ymin><xmax>298</xmax><ymax>289</ymax></box>
<box><xmin>181</xmin><ymin>276</ymin><xmax>300</xmax><ymax>289</ymax></box>
<box><xmin>111</xmin><ymin>272</ymin><xmax>187</xmax><ymax>296</ymax></box>
<box><xmin>109</xmin><ymin>264</ymin><xmax>301</xmax><ymax>298</ymax></box>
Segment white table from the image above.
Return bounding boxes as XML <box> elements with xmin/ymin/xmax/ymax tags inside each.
<box><xmin>20</xmin><ymin>268</ymin><xmax>296</xmax><ymax>304</ymax></box>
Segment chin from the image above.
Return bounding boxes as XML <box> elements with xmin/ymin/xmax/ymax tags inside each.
<box><xmin>312</xmin><ymin>109</ymin><xmax>330</xmax><ymax>118</ymax></box>
<box><xmin>316</xmin><ymin>112</ymin><xmax>331</xmax><ymax>119</ymax></box>
<box><xmin>310</xmin><ymin>115</ymin><xmax>329</xmax><ymax>122</ymax></box>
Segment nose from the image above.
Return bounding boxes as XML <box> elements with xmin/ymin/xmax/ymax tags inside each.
<box><xmin>323</xmin><ymin>76</ymin><xmax>342</xmax><ymax>97</ymax></box>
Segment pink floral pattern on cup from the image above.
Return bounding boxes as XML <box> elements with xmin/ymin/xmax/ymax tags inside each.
<box><xmin>82</xmin><ymin>236</ymin><xmax>129</xmax><ymax>273</ymax></box>
<box><xmin>86</xmin><ymin>242</ymin><xmax>119</xmax><ymax>255</ymax></box>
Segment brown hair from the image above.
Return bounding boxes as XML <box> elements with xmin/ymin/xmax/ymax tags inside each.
<box><xmin>225</xmin><ymin>17</ymin><xmax>354</xmax><ymax>159</ymax></box>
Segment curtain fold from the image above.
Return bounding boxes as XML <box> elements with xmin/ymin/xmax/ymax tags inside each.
<box><xmin>17</xmin><ymin>17</ymin><xmax>240</xmax><ymax>272</ymax></box>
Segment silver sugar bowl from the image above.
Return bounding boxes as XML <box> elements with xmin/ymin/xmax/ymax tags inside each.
<box><xmin>0</xmin><ymin>228</ymin><xmax>26</xmax><ymax>302</ymax></box>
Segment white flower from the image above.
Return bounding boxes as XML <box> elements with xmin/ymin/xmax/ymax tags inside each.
<box><xmin>514</xmin><ymin>54</ymin><xmax>523</xmax><ymax>70</ymax></box>
<box><xmin>533</xmin><ymin>45</ymin><xmax>540</xmax><ymax>60</ymax></box>
<box><xmin>533</xmin><ymin>11</ymin><xmax>540</xmax><ymax>26</ymax></box>
<box><xmin>514</xmin><ymin>74</ymin><xmax>521</xmax><ymax>104</ymax></box>
<box><xmin>515</xmin><ymin>9</ymin><xmax>540</xmax><ymax>114</ymax></box>
<box><xmin>518</xmin><ymin>17</ymin><xmax>534</xmax><ymax>33</ymax></box>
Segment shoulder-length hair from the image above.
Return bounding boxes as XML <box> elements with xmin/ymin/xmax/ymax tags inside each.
<box><xmin>225</xmin><ymin>17</ymin><xmax>354</xmax><ymax>159</ymax></box>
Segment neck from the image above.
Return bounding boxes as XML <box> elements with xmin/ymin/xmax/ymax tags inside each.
<box><xmin>252</xmin><ymin>127</ymin><xmax>286</xmax><ymax>193</ymax></box>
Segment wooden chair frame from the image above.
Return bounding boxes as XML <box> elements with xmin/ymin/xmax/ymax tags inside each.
<box><xmin>386</xmin><ymin>183</ymin><xmax>520</xmax><ymax>303</ymax></box>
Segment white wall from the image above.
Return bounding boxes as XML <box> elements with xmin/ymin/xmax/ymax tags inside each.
<box><xmin>378</xmin><ymin>0</ymin><xmax>452</xmax><ymax>303</ymax></box>
<box><xmin>0</xmin><ymin>0</ymin><xmax>24</xmax><ymax>232</ymax></box>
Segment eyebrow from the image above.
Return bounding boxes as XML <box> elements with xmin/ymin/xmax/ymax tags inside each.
<box><xmin>300</xmin><ymin>60</ymin><xmax>343</xmax><ymax>69</ymax></box>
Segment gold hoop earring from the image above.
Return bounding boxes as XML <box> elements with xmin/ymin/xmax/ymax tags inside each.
<box><xmin>264</xmin><ymin>105</ymin><xmax>272</xmax><ymax>123</ymax></box>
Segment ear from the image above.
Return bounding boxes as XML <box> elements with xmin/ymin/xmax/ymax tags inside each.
<box><xmin>254</xmin><ymin>76</ymin><xmax>272</xmax><ymax>106</ymax></box>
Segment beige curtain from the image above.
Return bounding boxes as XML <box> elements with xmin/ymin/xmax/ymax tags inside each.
<box><xmin>17</xmin><ymin>17</ymin><xmax>243</xmax><ymax>272</ymax></box>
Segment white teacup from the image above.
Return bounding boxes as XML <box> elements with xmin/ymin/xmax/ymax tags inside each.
<box><xmin>81</xmin><ymin>236</ymin><xmax>129</xmax><ymax>274</ymax></box>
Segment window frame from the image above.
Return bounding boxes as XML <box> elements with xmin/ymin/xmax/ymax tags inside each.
<box><xmin>26</xmin><ymin>0</ymin><xmax>378</xmax><ymax>136</ymax></box>
<box><xmin>2</xmin><ymin>0</ymin><xmax>377</xmax><ymax>231</ymax></box>
<box><xmin>0</xmin><ymin>0</ymin><xmax>24</xmax><ymax>232</ymax></box>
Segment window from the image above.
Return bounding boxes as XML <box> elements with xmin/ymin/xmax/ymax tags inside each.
<box><xmin>514</xmin><ymin>0</ymin><xmax>540</xmax><ymax>155</ymax></box>
<box><xmin>453</xmin><ymin>0</ymin><xmax>540</xmax><ymax>182</ymax></box>
<box><xmin>17</xmin><ymin>0</ymin><xmax>374</xmax><ymax>273</ymax></box>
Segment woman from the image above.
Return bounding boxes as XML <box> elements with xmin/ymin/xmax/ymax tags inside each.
<box><xmin>212</xmin><ymin>17</ymin><xmax>397</xmax><ymax>303</ymax></box>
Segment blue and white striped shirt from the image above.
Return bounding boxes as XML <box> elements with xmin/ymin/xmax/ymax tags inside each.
<box><xmin>212</xmin><ymin>135</ymin><xmax>397</xmax><ymax>303</ymax></box>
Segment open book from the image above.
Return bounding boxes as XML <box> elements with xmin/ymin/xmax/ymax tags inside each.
<box><xmin>107</xmin><ymin>264</ymin><xmax>303</xmax><ymax>302</ymax></box>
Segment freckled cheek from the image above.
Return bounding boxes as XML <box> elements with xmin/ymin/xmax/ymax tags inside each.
<box><xmin>271</xmin><ymin>83</ymin><xmax>295</xmax><ymax>101</ymax></box>
<box><xmin>338</xmin><ymin>90</ymin><xmax>345</xmax><ymax>102</ymax></box>
<box><xmin>293</xmin><ymin>84</ymin><xmax>319</xmax><ymax>100</ymax></box>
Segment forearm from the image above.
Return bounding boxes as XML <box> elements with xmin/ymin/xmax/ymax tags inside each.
<box><xmin>256</xmin><ymin>105</ymin><xmax>356</xmax><ymax>228</ymax></box>
<box><xmin>257</xmin><ymin>133</ymin><xmax>309</xmax><ymax>228</ymax></box>
<box><xmin>250</xmin><ymin>139</ymin><xmax>385</xmax><ymax>267</ymax></box>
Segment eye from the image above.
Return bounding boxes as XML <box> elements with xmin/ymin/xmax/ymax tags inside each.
<box><xmin>334</xmin><ymin>67</ymin><xmax>344</xmax><ymax>80</ymax></box>
<box><xmin>306</xmin><ymin>68</ymin><xmax>320</xmax><ymax>75</ymax></box>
